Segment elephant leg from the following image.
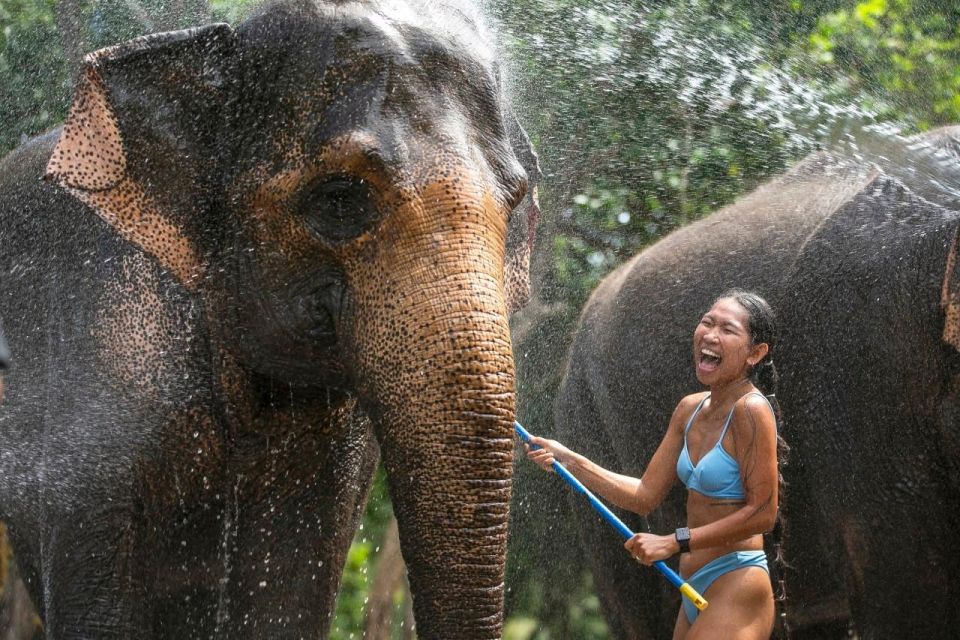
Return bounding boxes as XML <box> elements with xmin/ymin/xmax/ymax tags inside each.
<box><xmin>776</xmin><ymin>454</ymin><xmax>851</xmax><ymax>635</ymax></box>
<box><xmin>843</xmin><ymin>493</ymin><xmax>960</xmax><ymax>639</ymax></box>
<box><xmin>556</xmin><ymin>378</ymin><xmax>678</xmax><ymax>640</ymax></box>
<box><xmin>566</xmin><ymin>432</ymin><xmax>673</xmax><ymax>639</ymax></box>
<box><xmin>40</xmin><ymin>505</ymin><xmax>152</xmax><ymax>640</ymax></box>
<box><xmin>221</xmin><ymin>411</ymin><xmax>379</xmax><ymax>639</ymax></box>
<box><xmin>570</xmin><ymin>498</ymin><xmax>663</xmax><ymax>640</ymax></box>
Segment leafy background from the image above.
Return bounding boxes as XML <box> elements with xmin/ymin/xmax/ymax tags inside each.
<box><xmin>0</xmin><ymin>0</ymin><xmax>957</xmax><ymax>637</ymax></box>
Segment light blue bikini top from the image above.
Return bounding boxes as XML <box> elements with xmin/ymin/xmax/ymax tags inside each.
<box><xmin>676</xmin><ymin>392</ymin><xmax>773</xmax><ymax>500</ymax></box>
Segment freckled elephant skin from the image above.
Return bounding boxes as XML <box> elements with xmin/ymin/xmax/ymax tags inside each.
<box><xmin>0</xmin><ymin>2</ymin><xmax>541</xmax><ymax>638</ymax></box>
<box><xmin>554</xmin><ymin>127</ymin><xmax>960</xmax><ymax>639</ymax></box>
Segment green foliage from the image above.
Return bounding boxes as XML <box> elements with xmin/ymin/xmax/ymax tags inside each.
<box><xmin>0</xmin><ymin>0</ymin><xmax>69</xmax><ymax>151</ymax></box>
<box><xmin>208</xmin><ymin>0</ymin><xmax>261</xmax><ymax>24</ymax></box>
<box><xmin>505</xmin><ymin>573</ymin><xmax>609</xmax><ymax>640</ymax></box>
<box><xmin>805</xmin><ymin>0</ymin><xmax>960</xmax><ymax>127</ymax></box>
<box><xmin>331</xmin><ymin>536</ymin><xmax>374</xmax><ymax>639</ymax></box>
<box><xmin>495</xmin><ymin>0</ymin><xmax>807</xmax><ymax>315</ymax></box>
<box><xmin>0</xmin><ymin>0</ymin><xmax>256</xmax><ymax>154</ymax></box>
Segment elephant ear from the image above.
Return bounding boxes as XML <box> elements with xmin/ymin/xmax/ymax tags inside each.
<box><xmin>504</xmin><ymin>114</ymin><xmax>542</xmax><ymax>314</ymax></box>
<box><xmin>929</xmin><ymin>127</ymin><xmax>960</xmax><ymax>351</ymax></box>
<box><xmin>942</xmin><ymin>226</ymin><xmax>960</xmax><ymax>351</ymax></box>
<box><xmin>45</xmin><ymin>24</ymin><xmax>237</xmax><ymax>289</ymax></box>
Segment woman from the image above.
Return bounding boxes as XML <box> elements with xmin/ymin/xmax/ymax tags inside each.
<box><xmin>527</xmin><ymin>290</ymin><xmax>783</xmax><ymax>639</ymax></box>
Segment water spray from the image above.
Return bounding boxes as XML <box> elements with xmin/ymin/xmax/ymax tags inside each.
<box><xmin>514</xmin><ymin>421</ymin><xmax>709</xmax><ymax>612</ymax></box>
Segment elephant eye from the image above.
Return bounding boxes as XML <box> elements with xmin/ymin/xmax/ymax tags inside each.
<box><xmin>298</xmin><ymin>174</ymin><xmax>379</xmax><ymax>243</ymax></box>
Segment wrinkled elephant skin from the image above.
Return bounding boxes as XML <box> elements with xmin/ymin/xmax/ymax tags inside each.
<box><xmin>554</xmin><ymin>127</ymin><xmax>960</xmax><ymax>639</ymax></box>
<box><xmin>0</xmin><ymin>1</ymin><xmax>541</xmax><ymax>638</ymax></box>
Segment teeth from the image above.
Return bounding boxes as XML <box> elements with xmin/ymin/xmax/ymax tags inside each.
<box><xmin>702</xmin><ymin>348</ymin><xmax>720</xmax><ymax>358</ymax></box>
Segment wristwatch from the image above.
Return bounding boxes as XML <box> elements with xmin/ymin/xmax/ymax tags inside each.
<box><xmin>675</xmin><ymin>527</ymin><xmax>691</xmax><ymax>554</ymax></box>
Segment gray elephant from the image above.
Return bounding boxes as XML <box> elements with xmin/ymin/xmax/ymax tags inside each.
<box><xmin>0</xmin><ymin>0</ymin><xmax>540</xmax><ymax>637</ymax></box>
<box><xmin>554</xmin><ymin>126</ymin><xmax>960</xmax><ymax>638</ymax></box>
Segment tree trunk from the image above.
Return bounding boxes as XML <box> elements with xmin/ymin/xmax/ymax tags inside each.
<box><xmin>365</xmin><ymin>517</ymin><xmax>411</xmax><ymax>640</ymax></box>
<box><xmin>0</xmin><ymin>523</ymin><xmax>43</xmax><ymax>640</ymax></box>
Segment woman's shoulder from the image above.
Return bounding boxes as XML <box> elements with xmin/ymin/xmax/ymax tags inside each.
<box><xmin>737</xmin><ymin>389</ymin><xmax>774</xmax><ymax>411</ymax></box>
<box><xmin>671</xmin><ymin>392</ymin><xmax>710</xmax><ymax>425</ymax></box>
<box><xmin>731</xmin><ymin>390</ymin><xmax>776</xmax><ymax>432</ymax></box>
<box><xmin>677</xmin><ymin>391</ymin><xmax>710</xmax><ymax>411</ymax></box>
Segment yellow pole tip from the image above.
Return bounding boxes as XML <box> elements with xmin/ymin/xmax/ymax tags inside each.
<box><xmin>679</xmin><ymin>583</ymin><xmax>709</xmax><ymax>611</ymax></box>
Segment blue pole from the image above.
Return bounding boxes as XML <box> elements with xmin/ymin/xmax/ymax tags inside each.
<box><xmin>514</xmin><ymin>421</ymin><xmax>708</xmax><ymax>610</ymax></box>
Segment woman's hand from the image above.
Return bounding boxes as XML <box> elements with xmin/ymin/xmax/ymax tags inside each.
<box><xmin>524</xmin><ymin>436</ymin><xmax>576</xmax><ymax>472</ymax></box>
<box><xmin>624</xmin><ymin>532</ymin><xmax>680</xmax><ymax>565</ymax></box>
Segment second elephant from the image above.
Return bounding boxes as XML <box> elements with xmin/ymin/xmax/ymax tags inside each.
<box><xmin>555</xmin><ymin>126</ymin><xmax>960</xmax><ymax>638</ymax></box>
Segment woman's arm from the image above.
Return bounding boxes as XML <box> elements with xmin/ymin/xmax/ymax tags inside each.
<box><xmin>526</xmin><ymin>394</ymin><xmax>701</xmax><ymax>516</ymax></box>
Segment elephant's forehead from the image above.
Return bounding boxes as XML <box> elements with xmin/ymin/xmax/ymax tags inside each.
<box><xmin>322</xmin><ymin>0</ymin><xmax>495</xmax><ymax>59</ymax></box>
<box><xmin>234</xmin><ymin>4</ymin><xmax>505</xmax><ymax>182</ymax></box>
<box><xmin>372</xmin><ymin>0</ymin><xmax>496</xmax><ymax>65</ymax></box>
<box><xmin>239</xmin><ymin>0</ymin><xmax>496</xmax><ymax>80</ymax></box>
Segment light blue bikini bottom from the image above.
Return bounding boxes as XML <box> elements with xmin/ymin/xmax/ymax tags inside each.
<box><xmin>682</xmin><ymin>550</ymin><xmax>769</xmax><ymax>623</ymax></box>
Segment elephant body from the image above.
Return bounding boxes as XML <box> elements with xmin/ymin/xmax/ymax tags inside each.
<box><xmin>555</xmin><ymin>127</ymin><xmax>960</xmax><ymax>638</ymax></box>
<box><xmin>0</xmin><ymin>2</ymin><xmax>539</xmax><ymax>638</ymax></box>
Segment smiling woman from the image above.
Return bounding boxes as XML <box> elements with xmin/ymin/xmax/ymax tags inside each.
<box><xmin>525</xmin><ymin>289</ymin><xmax>783</xmax><ymax>640</ymax></box>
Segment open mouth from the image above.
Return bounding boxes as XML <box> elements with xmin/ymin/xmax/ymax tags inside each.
<box><xmin>699</xmin><ymin>347</ymin><xmax>722</xmax><ymax>371</ymax></box>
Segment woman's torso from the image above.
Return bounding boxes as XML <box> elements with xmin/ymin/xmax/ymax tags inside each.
<box><xmin>677</xmin><ymin>389</ymin><xmax>769</xmax><ymax>577</ymax></box>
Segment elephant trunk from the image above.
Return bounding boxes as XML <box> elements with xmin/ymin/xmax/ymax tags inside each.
<box><xmin>344</xmin><ymin>175</ymin><xmax>516</xmax><ymax>638</ymax></box>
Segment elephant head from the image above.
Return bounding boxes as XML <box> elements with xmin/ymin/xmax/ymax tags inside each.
<box><xmin>44</xmin><ymin>1</ymin><xmax>540</xmax><ymax>637</ymax></box>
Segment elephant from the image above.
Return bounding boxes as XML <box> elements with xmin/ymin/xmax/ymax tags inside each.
<box><xmin>0</xmin><ymin>0</ymin><xmax>541</xmax><ymax>637</ymax></box>
<box><xmin>553</xmin><ymin>126</ymin><xmax>960</xmax><ymax>638</ymax></box>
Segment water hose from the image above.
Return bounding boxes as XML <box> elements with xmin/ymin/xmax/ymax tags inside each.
<box><xmin>514</xmin><ymin>421</ymin><xmax>708</xmax><ymax>612</ymax></box>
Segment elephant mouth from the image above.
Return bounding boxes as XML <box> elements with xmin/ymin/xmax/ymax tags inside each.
<box><xmin>307</xmin><ymin>280</ymin><xmax>345</xmax><ymax>346</ymax></box>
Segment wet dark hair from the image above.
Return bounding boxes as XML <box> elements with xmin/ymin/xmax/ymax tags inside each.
<box><xmin>718</xmin><ymin>289</ymin><xmax>790</xmax><ymax>635</ymax></box>
<box><xmin>718</xmin><ymin>288</ymin><xmax>777</xmax><ymax>392</ymax></box>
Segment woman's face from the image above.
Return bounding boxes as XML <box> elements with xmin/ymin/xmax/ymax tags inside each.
<box><xmin>693</xmin><ymin>298</ymin><xmax>766</xmax><ymax>386</ymax></box>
